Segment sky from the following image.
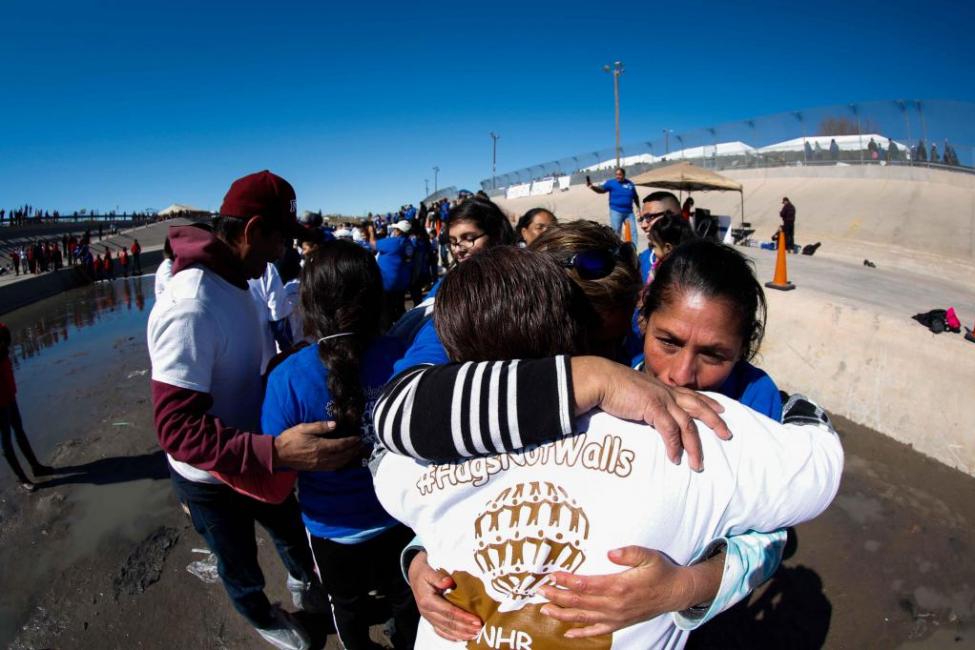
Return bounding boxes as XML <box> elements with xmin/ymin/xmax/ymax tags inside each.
<box><xmin>1</xmin><ymin>0</ymin><xmax>973</xmax><ymax>216</ymax></box>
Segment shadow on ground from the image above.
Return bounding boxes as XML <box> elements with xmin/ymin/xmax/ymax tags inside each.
<box><xmin>688</xmin><ymin>529</ymin><xmax>832</xmax><ymax>650</ymax></box>
<box><xmin>36</xmin><ymin>450</ymin><xmax>169</xmax><ymax>489</ymax></box>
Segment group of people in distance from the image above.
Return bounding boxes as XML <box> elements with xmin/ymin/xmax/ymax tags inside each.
<box><xmin>146</xmin><ymin>169</ymin><xmax>843</xmax><ymax>650</ymax></box>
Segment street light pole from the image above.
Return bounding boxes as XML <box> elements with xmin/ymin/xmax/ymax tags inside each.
<box><xmin>433</xmin><ymin>166</ymin><xmax>439</xmax><ymax>193</ymax></box>
<box><xmin>490</xmin><ymin>132</ymin><xmax>500</xmax><ymax>190</ymax></box>
<box><xmin>603</xmin><ymin>61</ymin><xmax>624</xmax><ymax>168</ymax></box>
<box><xmin>425</xmin><ymin>179</ymin><xmax>429</xmax><ymax>196</ymax></box>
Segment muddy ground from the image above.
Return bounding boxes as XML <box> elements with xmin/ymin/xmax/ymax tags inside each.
<box><xmin>0</xmin><ymin>278</ymin><xmax>973</xmax><ymax>649</ymax></box>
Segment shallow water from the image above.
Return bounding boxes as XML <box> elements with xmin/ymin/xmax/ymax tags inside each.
<box><xmin>2</xmin><ymin>275</ymin><xmax>154</xmax><ymax>457</ymax></box>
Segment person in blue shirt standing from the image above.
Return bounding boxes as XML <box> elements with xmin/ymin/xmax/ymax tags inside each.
<box><xmin>262</xmin><ymin>241</ymin><xmax>419</xmax><ymax>650</ymax></box>
<box><xmin>369</xmin><ymin>220</ymin><xmax>413</xmax><ymax>328</ymax></box>
<box><xmin>588</xmin><ymin>167</ymin><xmax>640</xmax><ymax>245</ymax></box>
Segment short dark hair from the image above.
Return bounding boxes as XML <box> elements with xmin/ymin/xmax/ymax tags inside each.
<box><xmin>649</xmin><ymin>213</ymin><xmax>696</xmax><ymax>250</ymax></box>
<box><xmin>642</xmin><ymin>191</ymin><xmax>681</xmax><ymax>208</ymax></box>
<box><xmin>447</xmin><ymin>197</ymin><xmax>516</xmax><ymax>247</ymax></box>
<box><xmin>435</xmin><ymin>247</ymin><xmax>590</xmax><ymax>362</ymax></box>
<box><xmin>640</xmin><ymin>239</ymin><xmax>767</xmax><ymax>361</ymax></box>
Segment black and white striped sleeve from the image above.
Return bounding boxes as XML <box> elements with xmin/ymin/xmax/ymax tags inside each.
<box><xmin>373</xmin><ymin>356</ymin><xmax>574</xmax><ymax>463</ymax></box>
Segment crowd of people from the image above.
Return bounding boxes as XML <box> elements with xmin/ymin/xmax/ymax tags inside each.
<box><xmin>4</xmin><ymin>169</ymin><xmax>844</xmax><ymax>649</ymax></box>
<box><xmin>2</xmin><ymin>230</ymin><xmax>143</xmax><ymax>281</ymax></box>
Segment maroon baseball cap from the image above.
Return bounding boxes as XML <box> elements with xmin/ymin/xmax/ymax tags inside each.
<box><xmin>219</xmin><ymin>170</ymin><xmax>302</xmax><ymax>236</ymax></box>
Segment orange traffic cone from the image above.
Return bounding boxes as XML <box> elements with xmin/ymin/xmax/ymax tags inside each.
<box><xmin>765</xmin><ymin>228</ymin><xmax>795</xmax><ymax>291</ymax></box>
<box><xmin>622</xmin><ymin>219</ymin><xmax>633</xmax><ymax>243</ymax></box>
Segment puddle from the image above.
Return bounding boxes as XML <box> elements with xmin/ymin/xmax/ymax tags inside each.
<box><xmin>0</xmin><ymin>275</ymin><xmax>155</xmax><ymax>458</ymax></box>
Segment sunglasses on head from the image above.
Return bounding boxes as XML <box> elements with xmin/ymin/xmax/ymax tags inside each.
<box><xmin>558</xmin><ymin>243</ymin><xmax>635</xmax><ymax>280</ymax></box>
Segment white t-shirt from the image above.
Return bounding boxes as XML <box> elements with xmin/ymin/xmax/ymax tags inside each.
<box><xmin>154</xmin><ymin>258</ymin><xmax>173</xmax><ymax>298</ymax></box>
<box><xmin>373</xmin><ymin>396</ymin><xmax>843</xmax><ymax>650</ymax></box>
<box><xmin>283</xmin><ymin>278</ymin><xmax>304</xmax><ymax>342</ymax></box>
<box><xmin>148</xmin><ymin>263</ymin><xmax>265</xmax><ymax>483</ymax></box>
<box><xmin>248</xmin><ymin>263</ymin><xmax>292</xmax><ymax>374</ymax></box>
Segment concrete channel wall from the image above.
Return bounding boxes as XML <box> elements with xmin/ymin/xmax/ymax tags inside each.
<box><xmin>759</xmin><ymin>288</ymin><xmax>975</xmax><ymax>477</ymax></box>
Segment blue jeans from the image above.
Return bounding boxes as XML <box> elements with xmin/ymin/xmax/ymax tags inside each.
<box><xmin>170</xmin><ymin>468</ymin><xmax>317</xmax><ymax>628</ymax></box>
<box><xmin>610</xmin><ymin>209</ymin><xmax>638</xmax><ymax>244</ymax></box>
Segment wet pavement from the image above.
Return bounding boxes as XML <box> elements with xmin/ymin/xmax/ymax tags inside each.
<box><xmin>0</xmin><ymin>276</ymin><xmax>973</xmax><ymax>648</ymax></box>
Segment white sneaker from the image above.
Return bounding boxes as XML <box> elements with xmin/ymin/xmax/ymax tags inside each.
<box><xmin>254</xmin><ymin>605</ymin><xmax>311</xmax><ymax>650</ymax></box>
<box><xmin>286</xmin><ymin>574</ymin><xmax>330</xmax><ymax>614</ymax></box>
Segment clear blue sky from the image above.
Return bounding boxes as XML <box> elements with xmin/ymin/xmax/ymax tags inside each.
<box><xmin>1</xmin><ymin>0</ymin><xmax>973</xmax><ymax>215</ymax></box>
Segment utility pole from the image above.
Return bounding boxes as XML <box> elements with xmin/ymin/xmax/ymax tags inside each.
<box><xmin>425</xmin><ymin>179</ymin><xmax>429</xmax><ymax>197</ymax></box>
<box><xmin>433</xmin><ymin>166</ymin><xmax>439</xmax><ymax>193</ymax></box>
<box><xmin>490</xmin><ymin>132</ymin><xmax>500</xmax><ymax>190</ymax></box>
<box><xmin>603</xmin><ymin>61</ymin><xmax>624</xmax><ymax>168</ymax></box>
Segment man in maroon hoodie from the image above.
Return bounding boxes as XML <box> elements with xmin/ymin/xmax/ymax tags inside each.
<box><xmin>148</xmin><ymin>171</ymin><xmax>362</xmax><ymax>650</ymax></box>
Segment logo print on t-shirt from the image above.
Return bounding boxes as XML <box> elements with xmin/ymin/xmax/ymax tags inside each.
<box><xmin>475</xmin><ymin>481</ymin><xmax>590</xmax><ymax>601</ymax></box>
<box><xmin>445</xmin><ymin>481</ymin><xmax>610</xmax><ymax>648</ymax></box>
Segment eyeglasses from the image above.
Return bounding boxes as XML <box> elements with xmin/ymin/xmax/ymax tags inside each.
<box><xmin>558</xmin><ymin>243</ymin><xmax>635</xmax><ymax>280</ymax></box>
<box><xmin>637</xmin><ymin>210</ymin><xmax>676</xmax><ymax>224</ymax></box>
<box><xmin>448</xmin><ymin>232</ymin><xmax>488</xmax><ymax>250</ymax></box>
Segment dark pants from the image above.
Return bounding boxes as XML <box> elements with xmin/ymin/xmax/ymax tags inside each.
<box><xmin>0</xmin><ymin>400</ymin><xmax>43</xmax><ymax>483</ymax></box>
<box><xmin>310</xmin><ymin>524</ymin><xmax>419</xmax><ymax>650</ymax></box>
<box><xmin>169</xmin><ymin>469</ymin><xmax>318</xmax><ymax>628</ymax></box>
<box><xmin>383</xmin><ymin>291</ymin><xmax>406</xmax><ymax>330</ymax></box>
<box><xmin>133</xmin><ymin>253</ymin><xmax>142</xmax><ymax>274</ymax></box>
<box><xmin>782</xmin><ymin>221</ymin><xmax>795</xmax><ymax>250</ymax></box>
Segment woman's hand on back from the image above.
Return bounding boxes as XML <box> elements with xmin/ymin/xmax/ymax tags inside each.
<box><xmin>570</xmin><ymin>356</ymin><xmax>732</xmax><ymax>471</ymax></box>
<box><xmin>538</xmin><ymin>545</ymin><xmax>724</xmax><ymax>638</ymax></box>
<box><xmin>408</xmin><ymin>551</ymin><xmax>483</xmax><ymax>641</ymax></box>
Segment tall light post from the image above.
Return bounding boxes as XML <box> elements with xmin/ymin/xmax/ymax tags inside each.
<box><xmin>663</xmin><ymin>129</ymin><xmax>673</xmax><ymax>155</ymax></box>
<box><xmin>490</xmin><ymin>132</ymin><xmax>500</xmax><ymax>190</ymax></box>
<box><xmin>602</xmin><ymin>61</ymin><xmax>624</xmax><ymax>168</ymax></box>
<box><xmin>425</xmin><ymin>179</ymin><xmax>429</xmax><ymax>196</ymax></box>
<box><xmin>433</xmin><ymin>166</ymin><xmax>440</xmax><ymax>194</ymax></box>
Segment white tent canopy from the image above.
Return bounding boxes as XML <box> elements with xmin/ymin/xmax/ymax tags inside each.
<box><xmin>158</xmin><ymin>203</ymin><xmax>209</xmax><ymax>216</ymax></box>
<box><xmin>756</xmin><ymin>134</ymin><xmax>906</xmax><ymax>153</ymax></box>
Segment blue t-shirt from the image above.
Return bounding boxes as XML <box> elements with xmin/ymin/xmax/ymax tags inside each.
<box><xmin>602</xmin><ymin>178</ymin><xmax>639</xmax><ymax>213</ymax></box>
<box><xmin>716</xmin><ymin>360</ymin><xmax>783</xmax><ymax>420</ymax></box>
<box><xmin>375</xmin><ymin>237</ymin><xmax>413</xmax><ymax>293</ymax></box>
<box><xmin>262</xmin><ymin>338</ymin><xmax>406</xmax><ymax>540</ymax></box>
<box><xmin>638</xmin><ymin>247</ymin><xmax>656</xmax><ymax>284</ymax></box>
<box><xmin>391</xmin><ymin>318</ymin><xmax>449</xmax><ymax>377</ymax></box>
<box><xmin>629</xmin><ymin>356</ymin><xmax>782</xmax><ymax>420</ymax></box>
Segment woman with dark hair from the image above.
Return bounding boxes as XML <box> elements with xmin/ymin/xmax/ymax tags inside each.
<box><xmin>646</xmin><ymin>213</ymin><xmax>696</xmax><ymax>278</ymax></box>
<box><xmin>385</xmin><ymin>196</ymin><xmax>517</xmax><ymax>370</ymax></box>
<box><xmin>444</xmin><ymin>196</ymin><xmax>516</xmax><ymax>265</ymax></box>
<box><xmin>261</xmin><ymin>240</ymin><xmax>419</xmax><ymax>650</ymax></box>
<box><xmin>638</xmin><ymin>239</ymin><xmax>780</xmax><ymax>419</ymax></box>
<box><xmin>515</xmin><ymin>208</ymin><xmax>557</xmax><ymax>246</ymax></box>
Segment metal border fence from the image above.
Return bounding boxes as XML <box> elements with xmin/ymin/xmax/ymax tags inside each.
<box><xmin>481</xmin><ymin>99</ymin><xmax>975</xmax><ymax>192</ymax></box>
